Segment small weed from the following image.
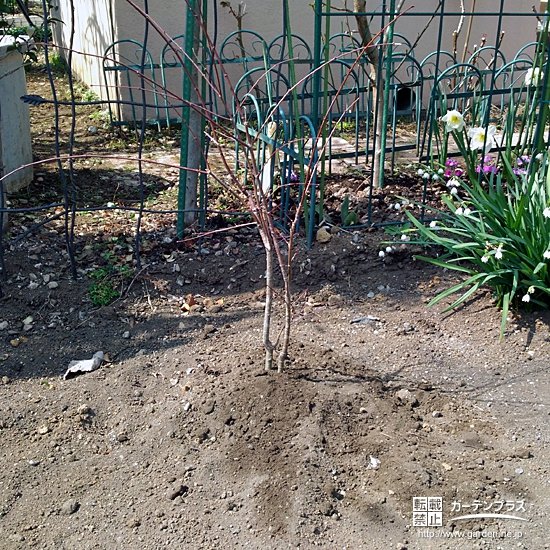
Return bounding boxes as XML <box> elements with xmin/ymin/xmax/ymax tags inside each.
<box><xmin>90</xmin><ymin>109</ymin><xmax>110</xmax><ymax>125</ymax></box>
<box><xmin>340</xmin><ymin>195</ymin><xmax>358</xmax><ymax>226</ymax></box>
<box><xmin>333</xmin><ymin>120</ymin><xmax>356</xmax><ymax>139</ymax></box>
<box><xmin>384</xmin><ymin>221</ymin><xmax>411</xmax><ymax>236</ymax></box>
<box><xmin>81</xmin><ymin>88</ymin><xmax>100</xmax><ymax>102</ymax></box>
<box><xmin>89</xmin><ymin>277</ymin><xmax>119</xmax><ymax>307</ymax></box>
<box><xmin>88</xmin><ymin>260</ymin><xmax>133</xmax><ymax>307</ymax></box>
<box><xmin>48</xmin><ymin>52</ymin><xmax>67</xmax><ymax>74</ymax></box>
<box><xmin>71</xmin><ymin>82</ymin><xmax>101</xmax><ymax>103</ymax></box>
<box><xmin>344</xmin><ymin>165</ymin><xmax>368</xmax><ymax>178</ymax></box>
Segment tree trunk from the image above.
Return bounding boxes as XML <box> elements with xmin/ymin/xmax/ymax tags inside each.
<box><xmin>262</xmin><ymin>232</ymin><xmax>275</xmax><ymax>371</ymax></box>
<box><xmin>353</xmin><ymin>0</ymin><xmax>384</xmax><ymax>187</ymax></box>
<box><xmin>185</xmin><ymin>9</ymin><xmax>202</xmax><ymax>226</ymax></box>
<box><xmin>185</xmin><ymin>92</ymin><xmax>201</xmax><ymax>226</ymax></box>
<box><xmin>276</xmin><ymin>243</ymin><xmax>292</xmax><ymax>373</ymax></box>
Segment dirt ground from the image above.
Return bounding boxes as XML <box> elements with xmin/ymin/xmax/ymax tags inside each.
<box><xmin>0</xmin><ymin>68</ymin><xmax>549</xmax><ymax>550</ymax></box>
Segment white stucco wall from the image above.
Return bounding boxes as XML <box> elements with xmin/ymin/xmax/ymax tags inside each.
<box><xmin>51</xmin><ymin>0</ymin><xmax>541</xmax><ymax>119</ymax></box>
<box><xmin>0</xmin><ymin>46</ymin><xmax>33</xmax><ymax>231</ymax></box>
<box><xmin>0</xmin><ymin>48</ymin><xmax>33</xmax><ymax>192</ymax></box>
<box><xmin>52</xmin><ymin>0</ymin><xmax>117</xmax><ymax>99</ymax></box>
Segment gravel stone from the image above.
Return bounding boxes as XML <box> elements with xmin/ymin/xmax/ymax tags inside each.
<box><xmin>61</xmin><ymin>499</ymin><xmax>80</xmax><ymax>515</ymax></box>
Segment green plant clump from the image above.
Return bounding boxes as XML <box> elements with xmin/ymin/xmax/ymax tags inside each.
<box><xmin>340</xmin><ymin>195</ymin><xmax>358</xmax><ymax>226</ymax></box>
<box><xmin>402</xmin><ymin>17</ymin><xmax>550</xmax><ymax>339</ymax></box>
<box><xmin>88</xmin><ymin>263</ymin><xmax>132</xmax><ymax>307</ymax></box>
<box><xmin>405</xmin><ymin>153</ymin><xmax>550</xmax><ymax>339</ymax></box>
<box><xmin>47</xmin><ymin>52</ymin><xmax>67</xmax><ymax>74</ymax></box>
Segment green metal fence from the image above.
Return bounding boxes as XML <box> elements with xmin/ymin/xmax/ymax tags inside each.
<box><xmin>2</xmin><ymin>0</ymin><xmax>549</xmax><ymax>295</ymax></box>
<box><xmin>101</xmin><ymin>3</ymin><xmax>547</xmax><ymax>244</ymax></box>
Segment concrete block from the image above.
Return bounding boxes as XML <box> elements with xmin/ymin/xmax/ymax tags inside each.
<box><xmin>0</xmin><ymin>39</ymin><xmax>34</xmax><ymax>231</ymax></box>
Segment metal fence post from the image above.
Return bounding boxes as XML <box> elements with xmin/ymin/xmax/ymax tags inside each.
<box><xmin>177</xmin><ymin>0</ymin><xmax>197</xmax><ymax>239</ymax></box>
<box><xmin>378</xmin><ymin>0</ymin><xmax>395</xmax><ymax>188</ymax></box>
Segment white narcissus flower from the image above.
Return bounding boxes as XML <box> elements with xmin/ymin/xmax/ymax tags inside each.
<box><xmin>447</xmin><ymin>178</ymin><xmax>461</xmax><ymax>187</ymax></box>
<box><xmin>441</xmin><ymin>110</ymin><xmax>465</xmax><ymax>132</ymax></box>
<box><xmin>468</xmin><ymin>125</ymin><xmax>497</xmax><ymax>154</ymax></box>
<box><xmin>525</xmin><ymin>67</ymin><xmax>544</xmax><ymax>86</ymax></box>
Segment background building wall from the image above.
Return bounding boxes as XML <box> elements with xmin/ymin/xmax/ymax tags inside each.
<box><xmin>53</xmin><ymin>0</ymin><xmax>117</xmax><ymax>96</ymax></box>
<box><xmin>0</xmin><ymin>48</ymin><xmax>33</xmax><ymax>193</ymax></box>
<box><xmin>0</xmin><ymin>47</ymin><xmax>33</xmax><ymax>232</ymax></box>
<box><xmin>51</xmin><ymin>0</ymin><xmax>540</xmax><ymax>114</ymax></box>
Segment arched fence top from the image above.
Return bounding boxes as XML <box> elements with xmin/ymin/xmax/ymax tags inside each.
<box><xmin>513</xmin><ymin>42</ymin><xmax>539</xmax><ymax>63</ymax></box>
<box><xmin>103</xmin><ymin>39</ymin><xmax>161</xmax><ymax>129</ymax></box>
<box><xmin>322</xmin><ymin>33</ymin><xmax>363</xmax><ymax>59</ymax></box>
<box><xmin>493</xmin><ymin>58</ymin><xmax>535</xmax><ymax>86</ymax></box>
<box><xmin>385</xmin><ymin>32</ymin><xmax>415</xmax><ymax>56</ymax></box>
<box><xmin>300</xmin><ymin>58</ymin><xmax>363</xmax><ymax>114</ymax></box>
<box><xmin>101</xmin><ymin>30</ymin><xmax>547</xmax><ymax>166</ymax></box>
<box><xmin>160</xmin><ymin>34</ymin><xmax>187</xmax><ymax>69</ymax></box>
<box><xmin>467</xmin><ymin>46</ymin><xmax>507</xmax><ymax>72</ymax></box>
<box><xmin>103</xmin><ymin>39</ymin><xmax>156</xmax><ymax>70</ymax></box>
<box><xmin>431</xmin><ymin>63</ymin><xmax>486</xmax><ymax>117</ymax></box>
<box><xmin>219</xmin><ymin>29</ymin><xmax>268</xmax><ymax>64</ymax></box>
<box><xmin>384</xmin><ymin>51</ymin><xmax>423</xmax><ymax>83</ymax></box>
<box><xmin>268</xmin><ymin>33</ymin><xmax>313</xmax><ymax>62</ymax></box>
<box><xmin>419</xmin><ymin>50</ymin><xmax>459</xmax><ymax>76</ymax></box>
